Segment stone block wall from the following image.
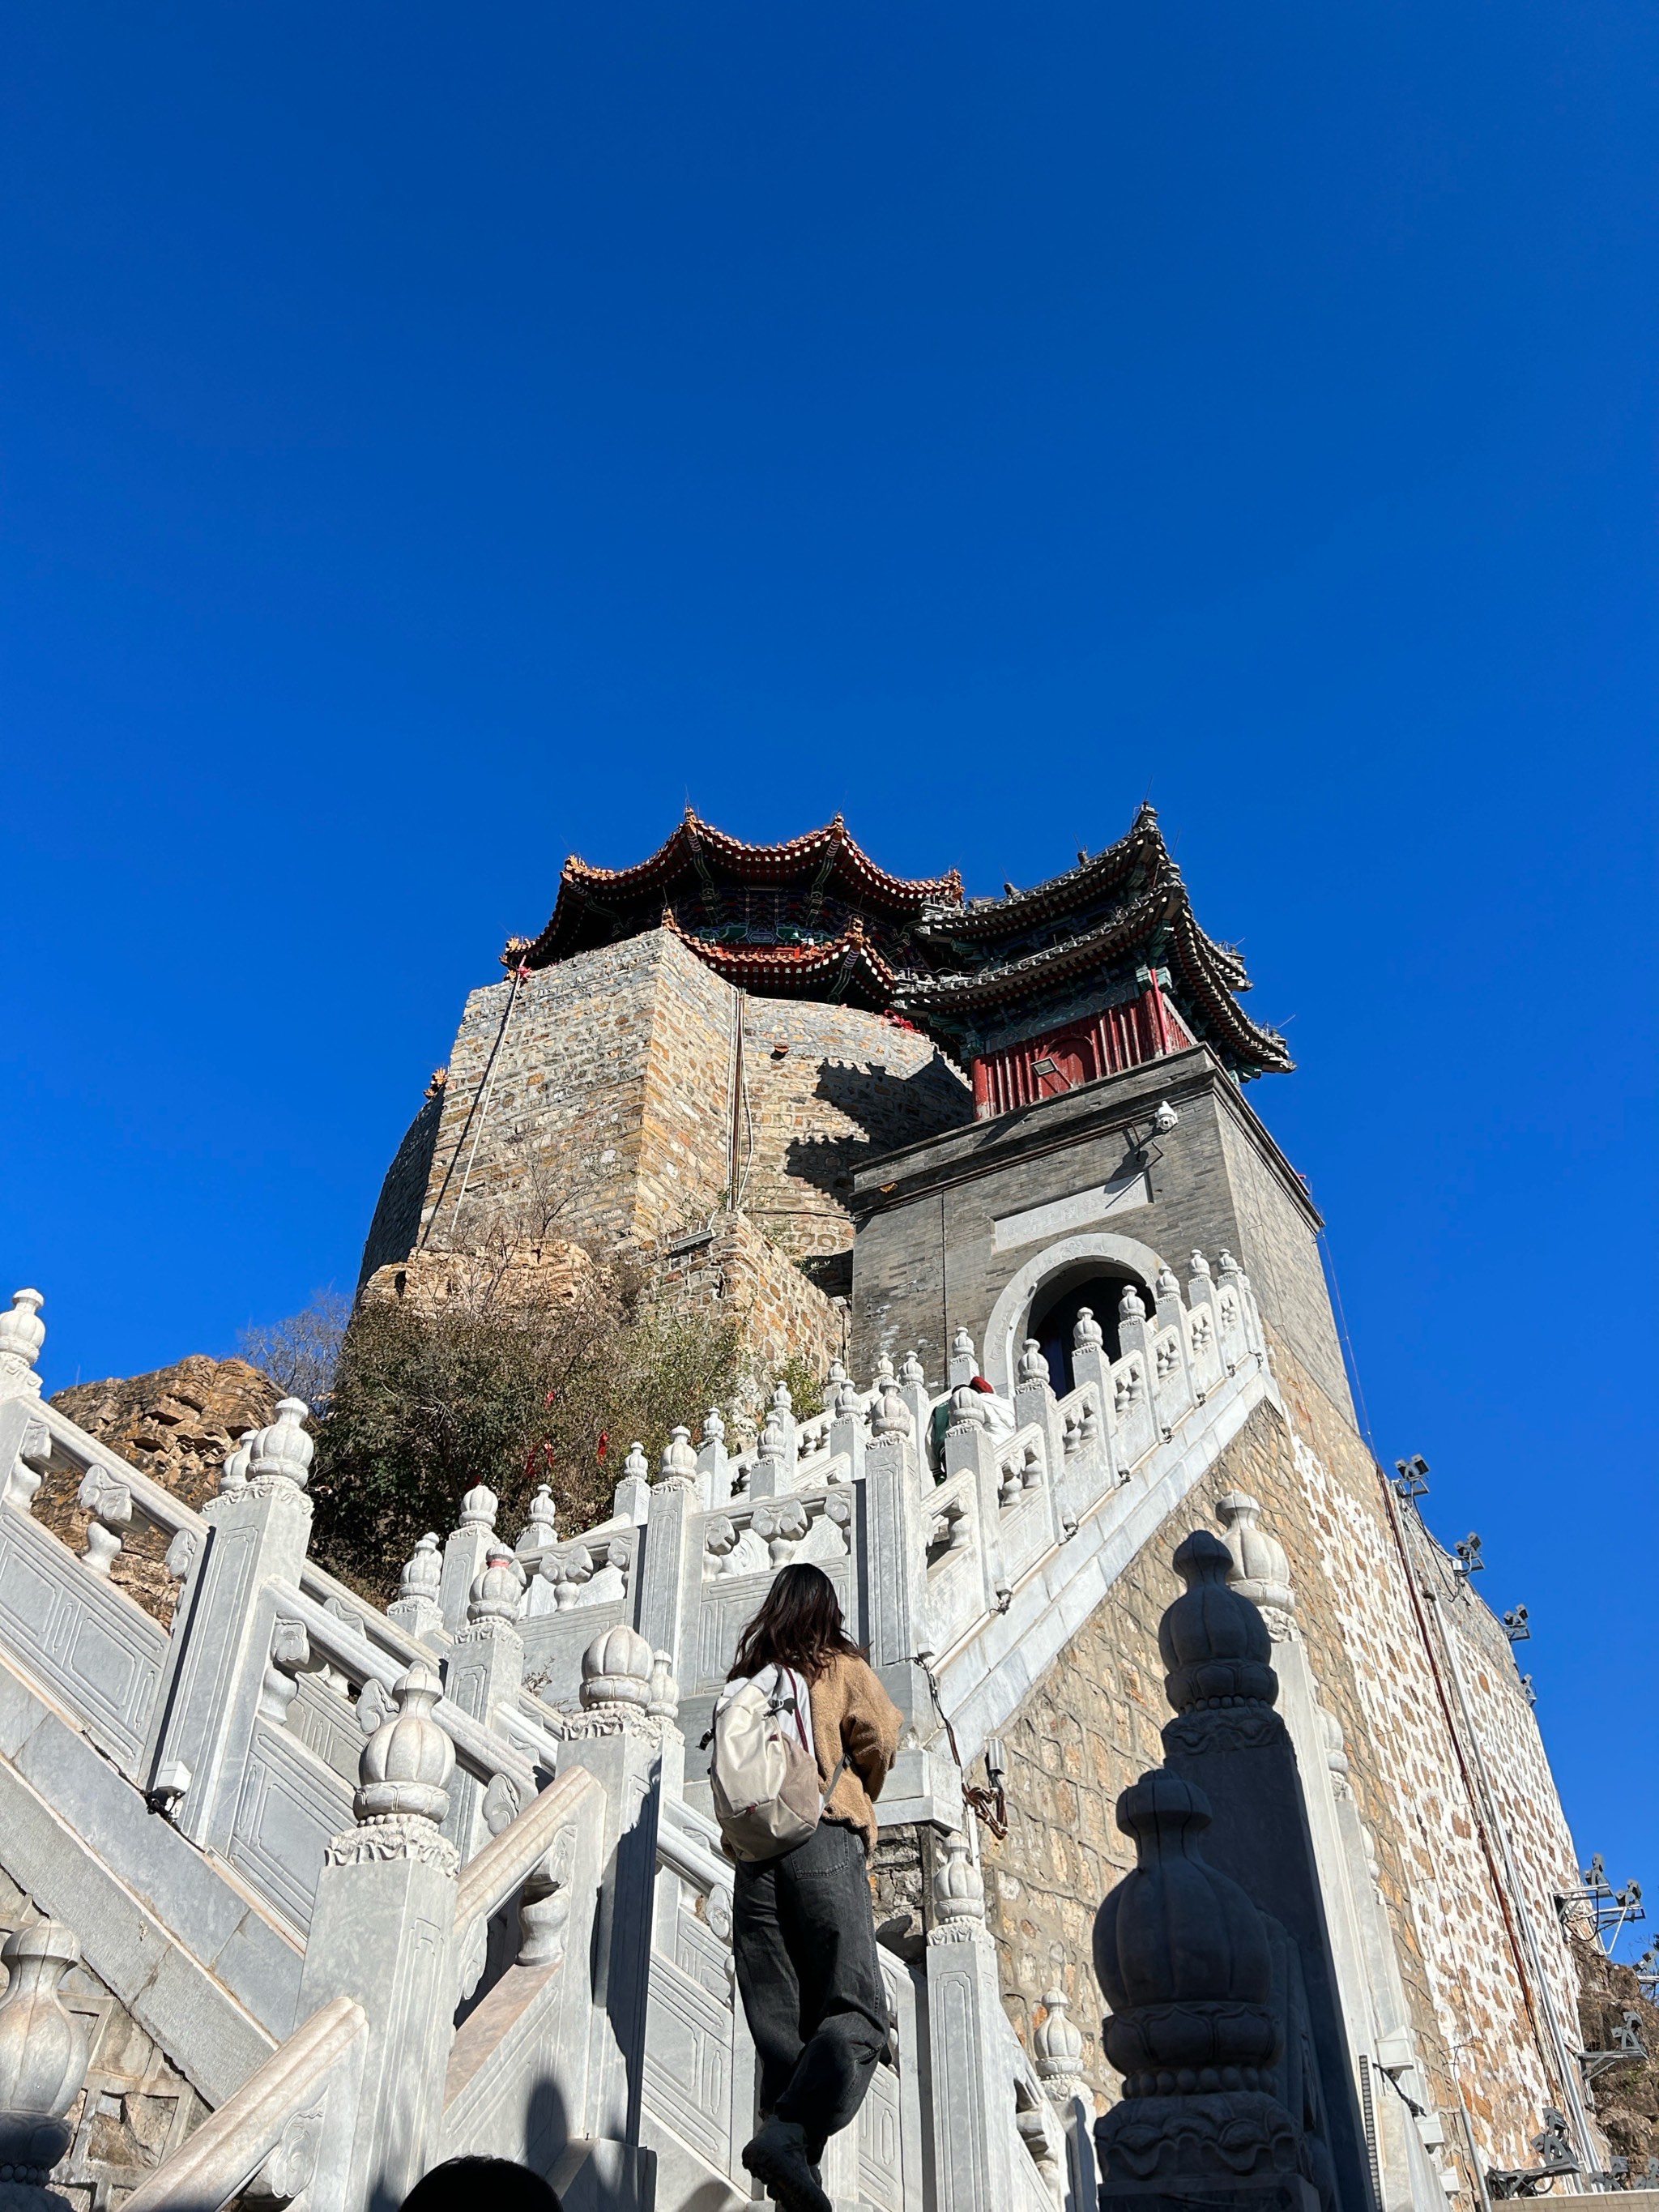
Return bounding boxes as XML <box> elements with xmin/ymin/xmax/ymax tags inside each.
<box><xmin>734</xmin><ymin>1001</ymin><xmax>970</xmax><ymax>1275</ymax></box>
<box><xmin>407</xmin><ymin>930</ymin><xmax>734</xmax><ymax>1262</ymax></box>
<box><xmin>365</xmin><ymin>930</ymin><xmax>970</xmax><ymax>1277</ymax></box>
<box><xmin>0</xmin><ymin>1872</ymin><xmax>208</xmax><ymax>2212</ymax></box>
<box><xmin>850</xmin><ymin>1046</ymin><xmax>1345</xmax><ymax>1403</ymax></box>
<box><xmin>652</xmin><ymin>1208</ymin><xmax>847</xmax><ymax>1373</ymax></box>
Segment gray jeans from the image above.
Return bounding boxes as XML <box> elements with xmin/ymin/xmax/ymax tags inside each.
<box><xmin>732</xmin><ymin>1817</ymin><xmax>889</xmax><ymax>2163</ymax></box>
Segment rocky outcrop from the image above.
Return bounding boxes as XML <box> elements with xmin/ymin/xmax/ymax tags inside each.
<box><xmin>45</xmin><ymin>1356</ymin><xmax>279</xmax><ymax>1618</ymax></box>
<box><xmin>359</xmin><ymin>1237</ymin><xmax>600</xmax><ymax>1320</ymax></box>
<box><xmin>51</xmin><ymin>1356</ymin><xmax>279</xmax><ymax>1510</ymax></box>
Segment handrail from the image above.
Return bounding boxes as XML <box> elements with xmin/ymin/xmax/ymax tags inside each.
<box><xmin>453</xmin><ymin>1763</ymin><xmax>604</xmax><ymax>1940</ymax></box>
<box><xmin>119</xmin><ymin>1995</ymin><xmax>366</xmax><ymax>2212</ymax></box>
<box><xmin>269</xmin><ymin>1581</ymin><xmax>537</xmax><ymax>1796</ymax></box>
<box><xmin>27</xmin><ymin>1403</ymin><xmax>209</xmax><ymax>1542</ymax></box>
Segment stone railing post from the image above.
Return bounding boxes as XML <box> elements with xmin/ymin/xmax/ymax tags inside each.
<box><xmin>0</xmin><ymin>1919</ymin><xmax>92</xmax><ymax>2203</ymax></box>
<box><xmin>442</xmin><ymin>1543</ymin><xmax>527</xmax><ymax>1854</ymax></box>
<box><xmin>150</xmin><ymin>1399</ymin><xmax>318</xmax><ymax>1850</ymax></box>
<box><xmin>0</xmin><ymin>1288</ymin><xmax>46</xmax><ymax>1404</ymax></box>
<box><xmin>1093</xmin><ymin>1766</ymin><xmax>1319</xmax><ymax>2212</ymax></box>
<box><xmin>1154</xmin><ymin>1529</ymin><xmax>1373</xmax><ymax>2212</ymax></box>
<box><xmin>1067</xmin><ymin>1307</ymin><xmax>1120</xmax><ymax>1491</ymax></box>
<box><xmin>1109</xmin><ymin>1287</ymin><xmax>1159</xmax><ymax>1466</ymax></box>
<box><xmin>1013</xmin><ymin>1339</ymin><xmax>1074</xmax><ymax>1544</ymax></box>
<box><xmin>612</xmin><ymin>1441</ymin><xmax>652</xmax><ymax>1527</ymax></box>
<box><xmin>296</xmin><ymin>1663</ymin><xmax>460</xmax><ymax>2212</ymax></box>
<box><xmin>1034</xmin><ymin>1982</ymin><xmax>1098</xmax><ymax>2210</ymax></box>
<box><xmin>696</xmin><ymin>1408</ymin><xmax>729</xmax><ymax>1506</ymax></box>
<box><xmin>827</xmin><ymin>1371</ymin><xmax>867</xmax><ymax>1485</ymax></box>
<box><xmin>925</xmin><ymin>1831</ymin><xmax>1018</xmax><ymax>2210</ymax></box>
<box><xmin>897</xmin><ymin>1350</ymin><xmax>933</xmax><ymax>1453</ymax></box>
<box><xmin>863</xmin><ymin>1390</ymin><xmax>934</xmax><ymax>1740</ymax></box>
<box><xmin>940</xmin><ymin>1337</ymin><xmax>1009</xmax><ymax>1616</ymax></box>
<box><xmin>387</xmin><ymin>1532</ymin><xmax>445</xmax><ymax>1643</ymax></box>
<box><xmin>633</xmin><ymin>1431</ymin><xmax>698</xmax><ymax>1669</ymax></box>
<box><xmin>552</xmin><ymin>1627</ymin><xmax>673</xmax><ymax>2150</ymax></box>
<box><xmin>438</xmin><ymin>1484</ymin><xmax>498</xmax><ymax>1633</ymax></box>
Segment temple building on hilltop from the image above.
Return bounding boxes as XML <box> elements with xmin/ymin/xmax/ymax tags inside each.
<box><xmin>0</xmin><ymin>798</ymin><xmax>1610</xmax><ymax>2212</ymax></box>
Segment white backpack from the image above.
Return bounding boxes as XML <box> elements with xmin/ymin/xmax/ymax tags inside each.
<box><xmin>706</xmin><ymin>1668</ymin><xmax>849</xmax><ymax>1864</ymax></box>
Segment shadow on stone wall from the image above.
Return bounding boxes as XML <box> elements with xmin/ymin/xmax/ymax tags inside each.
<box><xmin>783</xmin><ymin>1056</ymin><xmax>972</xmax><ymax>1202</ymax></box>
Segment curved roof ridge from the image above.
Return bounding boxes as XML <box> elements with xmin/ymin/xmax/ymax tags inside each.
<box><xmin>562</xmin><ymin>807</ymin><xmax>962</xmax><ymax>904</ymax></box>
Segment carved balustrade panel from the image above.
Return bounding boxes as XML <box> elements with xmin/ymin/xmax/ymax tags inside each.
<box><xmin>923</xmin><ymin>1467</ymin><xmax>983</xmax><ymax>1655</ymax></box>
<box><xmin>226</xmin><ymin>1715</ymin><xmax>354</xmax><ymax>1933</ymax></box>
<box><xmin>0</xmin><ymin>1502</ymin><xmax>168</xmax><ymax>1770</ymax></box>
<box><xmin>642</xmin><ymin>1888</ymin><xmax>737</xmax><ymax>2175</ymax></box>
<box><xmin>287</xmin><ymin>1672</ymin><xmax>368</xmax><ymax>1784</ymax></box>
<box><xmin>693</xmin><ymin>1553</ymin><xmax>856</xmax><ymax>1692</ymax></box>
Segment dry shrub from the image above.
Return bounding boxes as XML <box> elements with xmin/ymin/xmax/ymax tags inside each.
<box><xmin>307</xmin><ymin>1257</ymin><xmax>749</xmax><ymax>1598</ymax></box>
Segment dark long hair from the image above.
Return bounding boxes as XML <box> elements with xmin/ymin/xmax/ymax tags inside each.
<box><xmin>730</xmin><ymin>1563</ymin><xmax>864</xmax><ymax>1683</ymax></box>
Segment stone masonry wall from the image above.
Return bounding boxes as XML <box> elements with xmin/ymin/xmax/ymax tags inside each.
<box><xmin>410</xmin><ymin>930</ymin><xmax>733</xmax><ymax>1262</ymax></box>
<box><xmin>653</xmin><ymin>1208</ymin><xmax>847</xmax><ymax>1373</ymax></box>
<box><xmin>736</xmin><ymin>1001</ymin><xmax>970</xmax><ymax>1283</ymax></box>
<box><xmin>979</xmin><ymin>1352</ymin><xmax>1587</xmax><ymax>2187</ymax></box>
<box><xmin>369</xmin><ymin>932</ymin><xmax>971</xmax><ymax>1295</ymax></box>
<box><xmin>1273</xmin><ymin>1335</ymin><xmax>1589</xmax><ymax>2175</ymax></box>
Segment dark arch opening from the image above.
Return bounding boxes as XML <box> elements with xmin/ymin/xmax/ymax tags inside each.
<box><xmin>1028</xmin><ymin>1268</ymin><xmax>1155</xmax><ymax>1394</ymax></box>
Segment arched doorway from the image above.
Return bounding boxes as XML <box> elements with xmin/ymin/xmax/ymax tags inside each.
<box><xmin>1028</xmin><ymin>1267</ymin><xmax>1155</xmax><ymax>1394</ymax></box>
<box><xmin>982</xmin><ymin>1228</ymin><xmax>1171</xmax><ymax>1396</ymax></box>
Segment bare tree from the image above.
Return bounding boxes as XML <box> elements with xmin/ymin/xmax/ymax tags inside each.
<box><xmin>238</xmin><ymin>1290</ymin><xmax>352</xmax><ymax>1410</ymax></box>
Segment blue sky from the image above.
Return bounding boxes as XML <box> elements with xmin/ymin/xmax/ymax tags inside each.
<box><xmin>3</xmin><ymin>6</ymin><xmax>1654</xmax><ymax>1894</ymax></box>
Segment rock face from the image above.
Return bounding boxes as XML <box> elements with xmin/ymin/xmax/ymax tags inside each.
<box><xmin>359</xmin><ymin>1239</ymin><xmax>599</xmax><ymax>1322</ymax></box>
<box><xmin>50</xmin><ymin>1356</ymin><xmax>279</xmax><ymax>1511</ymax></box>
<box><xmin>45</xmin><ymin>1356</ymin><xmax>279</xmax><ymax>1620</ymax></box>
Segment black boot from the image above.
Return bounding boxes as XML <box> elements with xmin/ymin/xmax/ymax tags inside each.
<box><xmin>740</xmin><ymin>2118</ymin><xmax>833</xmax><ymax>2212</ymax></box>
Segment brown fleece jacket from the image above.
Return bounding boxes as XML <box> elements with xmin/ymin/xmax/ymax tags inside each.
<box><xmin>806</xmin><ymin>1652</ymin><xmax>902</xmax><ymax>1858</ymax></box>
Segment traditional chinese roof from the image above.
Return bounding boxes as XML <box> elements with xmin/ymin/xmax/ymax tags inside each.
<box><xmin>510</xmin><ymin>804</ymin><xmax>1290</xmax><ymax>1073</ymax></box>
<box><xmin>898</xmin><ymin>803</ymin><xmax>1293</xmax><ymax>1079</ymax></box>
<box><xmin>659</xmin><ymin>914</ymin><xmax>901</xmax><ymax>1013</ymax></box>
<box><xmin>518</xmin><ymin>808</ymin><xmax>962</xmax><ymax>984</ymax></box>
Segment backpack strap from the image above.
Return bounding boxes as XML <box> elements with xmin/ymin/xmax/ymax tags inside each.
<box><xmin>821</xmin><ymin>1751</ymin><xmax>851</xmax><ymax>1810</ymax></box>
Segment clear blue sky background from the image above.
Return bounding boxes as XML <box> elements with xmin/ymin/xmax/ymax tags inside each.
<box><xmin>3</xmin><ymin>7</ymin><xmax>1653</xmax><ymax>1898</ymax></box>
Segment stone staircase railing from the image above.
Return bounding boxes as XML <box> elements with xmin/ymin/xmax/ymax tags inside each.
<box><xmin>0</xmin><ymin>1254</ymin><xmax>1276</xmax><ymax>2211</ymax></box>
